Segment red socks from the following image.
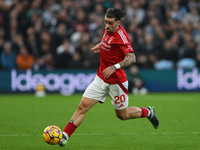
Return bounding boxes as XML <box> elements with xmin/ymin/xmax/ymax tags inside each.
<box><xmin>140</xmin><ymin>108</ymin><xmax>149</xmax><ymax>118</ymax></box>
<box><xmin>63</xmin><ymin>108</ymin><xmax>148</xmax><ymax>137</ymax></box>
<box><xmin>63</xmin><ymin>122</ymin><xmax>77</xmax><ymax>137</ymax></box>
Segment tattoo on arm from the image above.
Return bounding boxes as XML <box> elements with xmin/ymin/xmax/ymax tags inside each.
<box><xmin>119</xmin><ymin>52</ymin><xmax>136</xmax><ymax>68</ymax></box>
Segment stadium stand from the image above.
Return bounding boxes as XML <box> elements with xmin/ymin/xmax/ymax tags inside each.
<box><xmin>0</xmin><ymin>0</ymin><xmax>200</xmax><ymax>70</ymax></box>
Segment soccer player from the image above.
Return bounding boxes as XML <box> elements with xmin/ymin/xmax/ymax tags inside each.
<box><xmin>59</xmin><ymin>8</ymin><xmax>159</xmax><ymax>147</ymax></box>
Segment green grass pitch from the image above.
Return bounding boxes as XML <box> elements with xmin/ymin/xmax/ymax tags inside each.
<box><xmin>0</xmin><ymin>92</ymin><xmax>200</xmax><ymax>150</ymax></box>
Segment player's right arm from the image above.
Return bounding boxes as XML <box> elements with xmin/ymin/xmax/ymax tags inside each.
<box><xmin>91</xmin><ymin>42</ymin><xmax>101</xmax><ymax>53</ymax></box>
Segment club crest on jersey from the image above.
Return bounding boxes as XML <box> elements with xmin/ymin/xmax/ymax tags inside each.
<box><xmin>104</xmin><ymin>35</ymin><xmax>109</xmax><ymax>41</ymax></box>
<box><xmin>108</xmin><ymin>36</ymin><xmax>113</xmax><ymax>44</ymax></box>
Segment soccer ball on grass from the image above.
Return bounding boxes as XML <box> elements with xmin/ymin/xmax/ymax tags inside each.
<box><xmin>43</xmin><ymin>125</ymin><xmax>62</xmax><ymax>145</ymax></box>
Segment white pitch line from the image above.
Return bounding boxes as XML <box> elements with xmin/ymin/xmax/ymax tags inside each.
<box><xmin>0</xmin><ymin>134</ymin><xmax>32</xmax><ymax>137</ymax></box>
<box><xmin>76</xmin><ymin>132</ymin><xmax>200</xmax><ymax>135</ymax></box>
<box><xmin>0</xmin><ymin>132</ymin><xmax>199</xmax><ymax>137</ymax></box>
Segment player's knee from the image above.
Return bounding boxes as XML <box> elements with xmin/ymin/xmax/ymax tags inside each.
<box><xmin>116</xmin><ymin>114</ymin><xmax>127</xmax><ymax>121</ymax></box>
<box><xmin>77</xmin><ymin>102</ymin><xmax>87</xmax><ymax>113</ymax></box>
<box><xmin>77</xmin><ymin>100</ymin><xmax>90</xmax><ymax>113</ymax></box>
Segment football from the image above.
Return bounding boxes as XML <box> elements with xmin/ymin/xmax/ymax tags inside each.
<box><xmin>43</xmin><ymin>125</ymin><xmax>62</xmax><ymax>145</ymax></box>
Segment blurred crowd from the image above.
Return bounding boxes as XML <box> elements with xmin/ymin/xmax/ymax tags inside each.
<box><xmin>0</xmin><ymin>0</ymin><xmax>200</xmax><ymax>71</ymax></box>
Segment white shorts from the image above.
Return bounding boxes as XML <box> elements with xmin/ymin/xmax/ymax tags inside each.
<box><xmin>83</xmin><ymin>75</ymin><xmax>129</xmax><ymax>110</ymax></box>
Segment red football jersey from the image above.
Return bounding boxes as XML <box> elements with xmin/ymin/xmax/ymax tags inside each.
<box><xmin>97</xmin><ymin>25</ymin><xmax>134</xmax><ymax>84</ymax></box>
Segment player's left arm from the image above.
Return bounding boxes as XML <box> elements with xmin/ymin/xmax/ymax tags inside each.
<box><xmin>102</xmin><ymin>52</ymin><xmax>136</xmax><ymax>78</ymax></box>
<box><xmin>119</xmin><ymin>52</ymin><xmax>136</xmax><ymax>68</ymax></box>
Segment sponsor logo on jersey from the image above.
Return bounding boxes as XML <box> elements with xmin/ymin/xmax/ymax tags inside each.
<box><xmin>101</xmin><ymin>41</ymin><xmax>111</xmax><ymax>51</ymax></box>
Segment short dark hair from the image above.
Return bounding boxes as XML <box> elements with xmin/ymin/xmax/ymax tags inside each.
<box><xmin>105</xmin><ymin>8</ymin><xmax>126</xmax><ymax>21</ymax></box>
